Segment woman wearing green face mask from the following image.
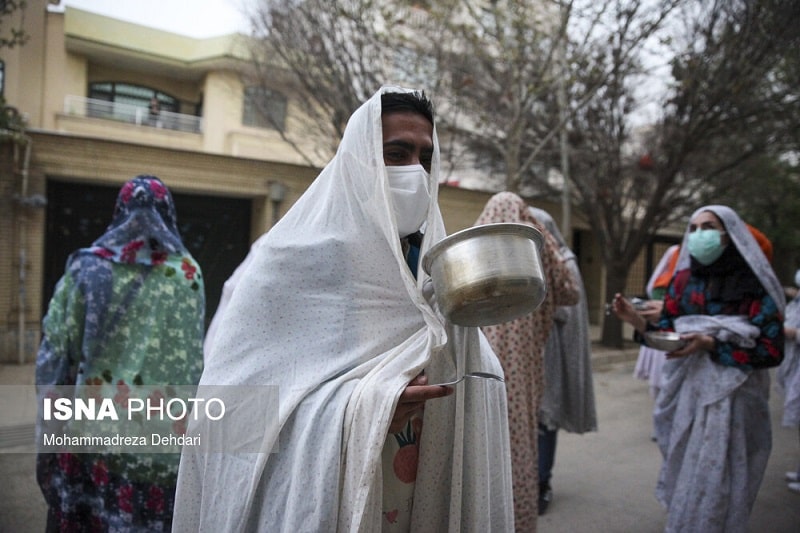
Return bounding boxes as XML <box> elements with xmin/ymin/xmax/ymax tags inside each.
<box><xmin>612</xmin><ymin>205</ymin><xmax>785</xmax><ymax>533</ymax></box>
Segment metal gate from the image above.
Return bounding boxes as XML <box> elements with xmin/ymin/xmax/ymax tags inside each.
<box><xmin>43</xmin><ymin>179</ymin><xmax>252</xmax><ymax>331</ymax></box>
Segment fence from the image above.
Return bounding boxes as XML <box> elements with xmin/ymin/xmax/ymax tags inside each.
<box><xmin>63</xmin><ymin>95</ymin><xmax>203</xmax><ymax>134</ymax></box>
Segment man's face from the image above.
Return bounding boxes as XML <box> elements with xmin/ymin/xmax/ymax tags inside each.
<box><xmin>381</xmin><ymin>112</ymin><xmax>434</xmax><ymax>173</ymax></box>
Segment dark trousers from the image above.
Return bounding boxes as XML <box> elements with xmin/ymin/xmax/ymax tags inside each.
<box><xmin>538</xmin><ymin>423</ymin><xmax>558</xmax><ymax>486</ymax></box>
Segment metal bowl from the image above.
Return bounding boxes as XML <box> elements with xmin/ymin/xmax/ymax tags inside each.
<box><xmin>644</xmin><ymin>331</ymin><xmax>687</xmax><ymax>352</ymax></box>
<box><xmin>422</xmin><ymin>223</ymin><xmax>546</xmax><ymax>326</ymax></box>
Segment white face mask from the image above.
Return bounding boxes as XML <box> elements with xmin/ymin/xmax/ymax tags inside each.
<box><xmin>794</xmin><ymin>268</ymin><xmax>800</xmax><ymax>288</ymax></box>
<box><xmin>386</xmin><ymin>164</ymin><xmax>431</xmax><ymax>238</ymax></box>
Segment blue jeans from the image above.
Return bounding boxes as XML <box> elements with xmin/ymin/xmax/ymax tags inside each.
<box><xmin>538</xmin><ymin>423</ymin><xmax>558</xmax><ymax>486</ymax></box>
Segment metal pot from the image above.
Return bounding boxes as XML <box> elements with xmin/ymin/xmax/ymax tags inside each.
<box><xmin>422</xmin><ymin>223</ymin><xmax>546</xmax><ymax>326</ymax></box>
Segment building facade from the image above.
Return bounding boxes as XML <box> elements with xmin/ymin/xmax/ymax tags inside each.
<box><xmin>1</xmin><ymin>1</ymin><xmax>628</xmax><ymax>363</ymax></box>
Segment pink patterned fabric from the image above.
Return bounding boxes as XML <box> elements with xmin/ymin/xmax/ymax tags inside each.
<box><xmin>476</xmin><ymin>192</ymin><xmax>580</xmax><ymax>530</ymax></box>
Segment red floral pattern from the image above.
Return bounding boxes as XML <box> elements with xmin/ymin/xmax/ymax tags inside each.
<box><xmin>660</xmin><ymin>268</ymin><xmax>784</xmax><ymax>369</ymax></box>
<box><xmin>118</xmin><ymin>484</ymin><xmax>134</xmax><ymax>513</ymax></box>
<box><xmin>91</xmin><ymin>460</ymin><xmax>109</xmax><ymax>486</ymax></box>
<box><xmin>119</xmin><ymin>181</ymin><xmax>135</xmax><ymax>203</ymax></box>
<box><xmin>120</xmin><ymin>240</ymin><xmax>145</xmax><ymax>263</ymax></box>
<box><xmin>181</xmin><ymin>257</ymin><xmax>197</xmax><ymax>280</ymax></box>
<box><xmin>39</xmin><ymin>452</ymin><xmax>179</xmax><ymax>530</ymax></box>
<box><xmin>149</xmin><ymin>179</ymin><xmax>168</xmax><ymax>200</ymax></box>
<box><xmin>92</xmin><ymin>247</ymin><xmax>114</xmax><ymax>259</ymax></box>
<box><xmin>113</xmin><ymin>380</ymin><xmax>130</xmax><ymax>408</ymax></box>
<box><xmin>58</xmin><ymin>453</ymin><xmax>81</xmax><ymax>477</ymax></box>
<box><xmin>476</xmin><ymin>193</ymin><xmax>581</xmax><ymax>532</ymax></box>
<box><xmin>146</xmin><ymin>485</ymin><xmax>165</xmax><ymax>513</ymax></box>
<box><xmin>151</xmin><ymin>250</ymin><xmax>168</xmax><ymax>265</ymax></box>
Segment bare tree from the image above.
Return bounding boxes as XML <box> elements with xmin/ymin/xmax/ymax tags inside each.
<box><xmin>570</xmin><ymin>0</ymin><xmax>800</xmax><ymax>345</ymax></box>
<box><xmin>243</xmin><ymin>0</ymin><xmax>799</xmax><ymax>347</ymax></box>
<box><xmin>702</xmin><ymin>0</ymin><xmax>800</xmax><ymax>282</ymax></box>
<box><xmin>243</xmin><ymin>1</ymin><xmax>589</xmax><ymax>184</ymax></box>
<box><xmin>0</xmin><ymin>0</ymin><xmax>27</xmax><ymax>51</ymax></box>
<box><xmin>245</xmin><ymin>0</ymin><xmax>425</xmax><ymax>164</ymax></box>
<box><xmin>243</xmin><ymin>0</ymin><xmax>678</xmax><ymax>190</ymax></box>
<box><xmin>402</xmin><ymin>0</ymin><xmax>571</xmax><ymax>192</ymax></box>
<box><xmin>716</xmin><ymin>154</ymin><xmax>800</xmax><ymax>282</ymax></box>
<box><xmin>1</xmin><ymin>0</ymin><xmax>28</xmax><ymax>129</ymax></box>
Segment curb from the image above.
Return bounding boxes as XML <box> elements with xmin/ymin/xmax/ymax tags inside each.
<box><xmin>590</xmin><ymin>342</ymin><xmax>640</xmax><ymax>371</ymax></box>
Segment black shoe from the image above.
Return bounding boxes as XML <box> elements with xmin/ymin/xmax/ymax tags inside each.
<box><xmin>538</xmin><ymin>483</ymin><xmax>552</xmax><ymax>515</ymax></box>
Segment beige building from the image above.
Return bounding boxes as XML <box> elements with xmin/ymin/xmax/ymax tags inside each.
<box><xmin>1</xmin><ymin>1</ymin><xmax>638</xmax><ymax>364</ymax></box>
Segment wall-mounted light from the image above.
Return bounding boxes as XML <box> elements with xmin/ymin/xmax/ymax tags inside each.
<box><xmin>14</xmin><ymin>194</ymin><xmax>48</xmax><ymax>208</ymax></box>
<box><xmin>269</xmin><ymin>181</ymin><xmax>288</xmax><ymax>226</ymax></box>
<box><xmin>268</xmin><ymin>181</ymin><xmax>287</xmax><ymax>203</ymax></box>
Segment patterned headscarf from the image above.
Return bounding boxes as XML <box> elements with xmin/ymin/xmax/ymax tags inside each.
<box><xmin>89</xmin><ymin>175</ymin><xmax>186</xmax><ymax>265</ymax></box>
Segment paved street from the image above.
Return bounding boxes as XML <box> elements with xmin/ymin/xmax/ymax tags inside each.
<box><xmin>539</xmin><ymin>359</ymin><xmax>800</xmax><ymax>532</ymax></box>
<box><xmin>2</xmin><ymin>349</ymin><xmax>799</xmax><ymax>532</ymax></box>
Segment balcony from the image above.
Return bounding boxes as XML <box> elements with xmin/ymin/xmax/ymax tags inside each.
<box><xmin>63</xmin><ymin>95</ymin><xmax>203</xmax><ymax>134</ymax></box>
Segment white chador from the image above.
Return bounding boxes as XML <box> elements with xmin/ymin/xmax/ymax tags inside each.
<box><xmin>172</xmin><ymin>86</ymin><xmax>514</xmax><ymax>532</ymax></box>
<box><xmin>653</xmin><ymin>205</ymin><xmax>786</xmax><ymax>533</ymax></box>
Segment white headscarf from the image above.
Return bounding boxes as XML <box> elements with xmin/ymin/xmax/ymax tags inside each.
<box><xmin>674</xmin><ymin>205</ymin><xmax>785</xmax><ymax>310</ymax></box>
<box><xmin>654</xmin><ymin>205</ymin><xmax>784</xmax><ymax>529</ymax></box>
<box><xmin>529</xmin><ymin>207</ymin><xmax>597</xmax><ymax>434</ymax></box>
<box><xmin>646</xmin><ymin>244</ymin><xmax>680</xmax><ymax>297</ymax></box>
<box><xmin>173</xmin><ymin>86</ymin><xmax>513</xmax><ymax>532</ymax></box>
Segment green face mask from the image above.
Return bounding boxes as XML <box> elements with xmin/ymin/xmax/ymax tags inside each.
<box><xmin>687</xmin><ymin>228</ymin><xmax>726</xmax><ymax>265</ymax></box>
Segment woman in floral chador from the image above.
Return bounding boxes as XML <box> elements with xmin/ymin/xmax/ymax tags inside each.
<box><xmin>35</xmin><ymin>175</ymin><xmax>205</xmax><ymax>531</ymax></box>
<box><xmin>613</xmin><ymin>205</ymin><xmax>784</xmax><ymax>533</ymax></box>
<box><xmin>476</xmin><ymin>192</ymin><xmax>580</xmax><ymax>531</ymax></box>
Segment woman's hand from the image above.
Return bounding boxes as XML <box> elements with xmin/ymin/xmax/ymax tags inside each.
<box><xmin>388</xmin><ymin>374</ymin><xmax>452</xmax><ymax>434</ymax></box>
<box><xmin>611</xmin><ymin>293</ymin><xmax>647</xmax><ymax>333</ymax></box>
<box><xmin>665</xmin><ymin>333</ymin><xmax>716</xmax><ymax>359</ymax></box>
<box><xmin>639</xmin><ymin>300</ymin><xmax>664</xmax><ymax>324</ymax></box>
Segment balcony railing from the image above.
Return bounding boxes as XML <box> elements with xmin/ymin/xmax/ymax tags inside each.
<box><xmin>63</xmin><ymin>95</ymin><xmax>203</xmax><ymax>134</ymax></box>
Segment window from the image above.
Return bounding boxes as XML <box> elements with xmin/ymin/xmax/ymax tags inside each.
<box><xmin>88</xmin><ymin>82</ymin><xmax>178</xmax><ymax>114</ymax></box>
<box><xmin>243</xmin><ymin>87</ymin><xmax>287</xmax><ymax>131</ymax></box>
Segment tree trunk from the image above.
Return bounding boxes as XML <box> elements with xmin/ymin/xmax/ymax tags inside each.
<box><xmin>600</xmin><ymin>263</ymin><xmax>629</xmax><ymax>348</ymax></box>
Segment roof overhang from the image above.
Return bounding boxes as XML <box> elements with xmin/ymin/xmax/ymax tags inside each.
<box><xmin>63</xmin><ymin>7</ymin><xmax>251</xmax><ymax>81</ymax></box>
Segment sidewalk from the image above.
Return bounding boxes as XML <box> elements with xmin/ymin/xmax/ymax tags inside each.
<box><xmin>3</xmin><ymin>350</ymin><xmax>799</xmax><ymax>532</ymax></box>
<box><xmin>0</xmin><ymin>360</ymin><xmax>44</xmax><ymax>531</ymax></box>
